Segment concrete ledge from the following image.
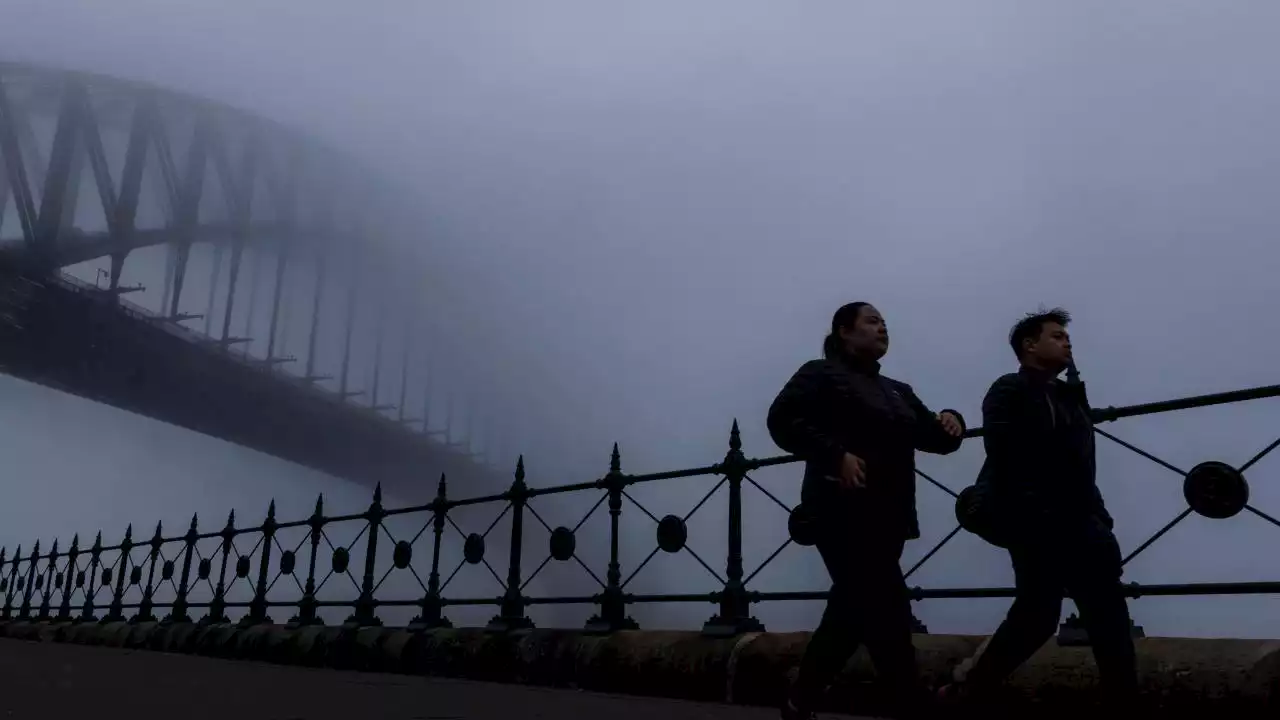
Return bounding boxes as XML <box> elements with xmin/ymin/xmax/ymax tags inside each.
<box><xmin>0</xmin><ymin>620</ymin><xmax>1274</xmax><ymax>714</ymax></box>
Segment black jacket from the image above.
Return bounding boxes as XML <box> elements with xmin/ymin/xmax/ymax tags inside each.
<box><xmin>767</xmin><ymin>355</ymin><xmax>965</xmax><ymax>541</ymax></box>
<box><xmin>970</xmin><ymin>368</ymin><xmax>1114</xmax><ymax>544</ymax></box>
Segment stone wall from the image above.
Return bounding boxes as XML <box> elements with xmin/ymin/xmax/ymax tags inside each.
<box><xmin>1</xmin><ymin>621</ymin><xmax>1274</xmax><ymax>715</ymax></box>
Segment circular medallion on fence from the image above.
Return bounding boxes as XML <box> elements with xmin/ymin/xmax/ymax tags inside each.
<box><xmin>279</xmin><ymin>551</ymin><xmax>296</xmax><ymax>575</ymax></box>
<box><xmin>129</xmin><ymin>567</ymin><xmax>142</xmax><ymax>586</ymax></box>
<box><xmin>197</xmin><ymin>558</ymin><xmax>211</xmax><ymax>580</ymax></box>
<box><xmin>463</xmin><ymin>533</ymin><xmax>485</xmax><ymax>565</ymax></box>
<box><xmin>0</xmin><ymin>579</ymin><xmax>6</xmax><ymax>592</ymax></box>
<box><xmin>16</xmin><ymin>578</ymin><xmax>23</xmax><ymax>591</ymax></box>
<box><xmin>101</xmin><ymin>569</ymin><xmax>111</xmax><ymax>586</ymax></box>
<box><xmin>55</xmin><ymin>572</ymin><xmax>64</xmax><ymax>589</ymax></box>
<box><xmin>1184</xmin><ymin>461</ymin><xmax>1249</xmax><ymax>519</ymax></box>
<box><xmin>34</xmin><ymin>575</ymin><xmax>43</xmax><ymax>590</ymax></box>
<box><xmin>331</xmin><ymin>547</ymin><xmax>350</xmax><ymax>574</ymax></box>
<box><xmin>235</xmin><ymin>555</ymin><xmax>251</xmax><ymax>578</ymax></box>
<box><xmin>656</xmin><ymin>515</ymin><xmax>687</xmax><ymax>553</ymax></box>
<box><xmin>161</xmin><ymin>561</ymin><xmax>174</xmax><ymax>581</ymax></box>
<box><xmin>787</xmin><ymin>506</ymin><xmax>818</xmax><ymax>547</ymax></box>
<box><xmin>393</xmin><ymin>541</ymin><xmax>413</xmax><ymax>569</ymax></box>
<box><xmin>549</xmin><ymin>527</ymin><xmax>575</xmax><ymax>561</ymax></box>
<box><xmin>75</xmin><ymin>571</ymin><xmax>85</xmax><ymax>588</ymax></box>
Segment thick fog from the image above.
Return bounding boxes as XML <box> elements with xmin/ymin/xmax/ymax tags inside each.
<box><xmin>2</xmin><ymin>1</ymin><xmax>1280</xmax><ymax>637</ymax></box>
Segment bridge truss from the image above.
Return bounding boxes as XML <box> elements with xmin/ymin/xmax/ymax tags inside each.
<box><xmin>0</xmin><ymin>61</ymin><xmax>501</xmax><ymax>486</ymax></box>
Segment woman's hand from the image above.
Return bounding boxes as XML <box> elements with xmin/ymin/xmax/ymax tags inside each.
<box><xmin>937</xmin><ymin>411</ymin><xmax>964</xmax><ymax>437</ymax></box>
<box><xmin>826</xmin><ymin>452</ymin><xmax>867</xmax><ymax>490</ymax></box>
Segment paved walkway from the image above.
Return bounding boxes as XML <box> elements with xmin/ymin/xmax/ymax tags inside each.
<box><xmin>0</xmin><ymin>639</ymin><xmax>864</xmax><ymax>719</ymax></box>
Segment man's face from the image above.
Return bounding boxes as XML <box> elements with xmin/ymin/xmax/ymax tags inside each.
<box><xmin>1025</xmin><ymin>321</ymin><xmax>1072</xmax><ymax>369</ymax></box>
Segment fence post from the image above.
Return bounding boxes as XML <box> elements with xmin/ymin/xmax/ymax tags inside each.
<box><xmin>1</xmin><ymin>545</ymin><xmax>18</xmax><ymax>620</ymax></box>
<box><xmin>136</xmin><ymin>522</ymin><xmax>162</xmax><ymax>623</ymax></box>
<box><xmin>104</xmin><ymin>526</ymin><xmax>131</xmax><ymax>622</ymax></box>
<box><xmin>80</xmin><ymin>534</ymin><xmax>100</xmax><ymax>622</ymax></box>
<box><xmin>19</xmin><ymin>542</ymin><xmax>39</xmax><ymax>620</ymax></box>
<box><xmin>410</xmin><ymin>474</ymin><xmax>452</xmax><ymax>630</ymax></box>
<box><xmin>347</xmin><ymin>486</ymin><xmax>383</xmax><ymax>627</ymax></box>
<box><xmin>37</xmin><ymin>540</ymin><xmax>57</xmax><ymax>620</ymax></box>
<box><xmin>243</xmin><ymin>501</ymin><xmax>277</xmax><ymax>627</ymax></box>
<box><xmin>488</xmin><ymin>456</ymin><xmax>534</xmax><ymax>632</ymax></box>
<box><xmin>168</xmin><ymin>515</ymin><xmax>198</xmax><ymax>624</ymax></box>
<box><xmin>703</xmin><ymin>420</ymin><xmax>765</xmax><ymax>637</ymax></box>
<box><xmin>289</xmin><ymin>495</ymin><xmax>324</xmax><ymax>628</ymax></box>
<box><xmin>586</xmin><ymin>443</ymin><xmax>638</xmax><ymax>633</ymax></box>
<box><xmin>105</xmin><ymin>528</ymin><xmax>131</xmax><ymax>623</ymax></box>
<box><xmin>57</xmin><ymin>536</ymin><xmax>77</xmax><ymax>621</ymax></box>
<box><xmin>204</xmin><ymin>511</ymin><xmax>234</xmax><ymax>626</ymax></box>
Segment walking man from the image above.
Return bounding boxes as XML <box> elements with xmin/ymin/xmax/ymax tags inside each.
<box><xmin>948</xmin><ymin>308</ymin><xmax>1137</xmax><ymax>703</ymax></box>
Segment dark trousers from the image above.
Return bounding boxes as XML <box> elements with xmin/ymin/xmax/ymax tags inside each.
<box><xmin>792</xmin><ymin>529</ymin><xmax>921</xmax><ymax>710</ymax></box>
<box><xmin>967</xmin><ymin>531</ymin><xmax>1137</xmax><ymax>696</ymax></box>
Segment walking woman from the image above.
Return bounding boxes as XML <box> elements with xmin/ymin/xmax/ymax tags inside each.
<box><xmin>769</xmin><ymin>302</ymin><xmax>966</xmax><ymax>720</ymax></box>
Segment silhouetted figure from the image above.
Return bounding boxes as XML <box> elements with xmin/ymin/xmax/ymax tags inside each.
<box><xmin>947</xmin><ymin>308</ymin><xmax>1137</xmax><ymax>705</ymax></box>
<box><xmin>768</xmin><ymin>302</ymin><xmax>965</xmax><ymax>720</ymax></box>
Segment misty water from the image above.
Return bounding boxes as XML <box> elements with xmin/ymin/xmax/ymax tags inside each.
<box><xmin>2</xmin><ymin>1</ymin><xmax>1280</xmax><ymax>638</ymax></box>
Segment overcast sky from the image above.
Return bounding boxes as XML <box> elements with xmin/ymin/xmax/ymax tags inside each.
<box><xmin>2</xmin><ymin>0</ymin><xmax>1280</xmax><ymax>637</ymax></box>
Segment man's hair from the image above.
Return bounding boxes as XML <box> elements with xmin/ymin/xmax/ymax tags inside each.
<box><xmin>1009</xmin><ymin>307</ymin><xmax>1071</xmax><ymax>359</ymax></box>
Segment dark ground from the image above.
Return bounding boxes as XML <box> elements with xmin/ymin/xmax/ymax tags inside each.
<box><xmin>0</xmin><ymin>639</ymin><xmax>866</xmax><ymax>719</ymax></box>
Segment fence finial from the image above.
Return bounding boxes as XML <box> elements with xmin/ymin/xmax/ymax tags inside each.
<box><xmin>610</xmin><ymin>443</ymin><xmax>621</xmax><ymax>475</ymax></box>
<box><xmin>729</xmin><ymin>419</ymin><xmax>742</xmax><ymax>452</ymax></box>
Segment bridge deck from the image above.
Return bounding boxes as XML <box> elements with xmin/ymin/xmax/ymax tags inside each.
<box><xmin>0</xmin><ymin>639</ymin><xmax>819</xmax><ymax>719</ymax></box>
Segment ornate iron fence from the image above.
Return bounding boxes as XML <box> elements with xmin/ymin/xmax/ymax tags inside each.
<box><xmin>3</xmin><ymin>376</ymin><xmax>1280</xmax><ymax>638</ymax></box>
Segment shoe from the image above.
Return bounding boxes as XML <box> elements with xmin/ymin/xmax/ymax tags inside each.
<box><xmin>779</xmin><ymin>698</ymin><xmax>815</xmax><ymax>720</ymax></box>
<box><xmin>935</xmin><ymin>681</ymin><xmax>971</xmax><ymax>704</ymax></box>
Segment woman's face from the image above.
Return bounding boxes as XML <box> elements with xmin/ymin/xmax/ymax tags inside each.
<box><xmin>839</xmin><ymin>304</ymin><xmax>890</xmax><ymax>360</ymax></box>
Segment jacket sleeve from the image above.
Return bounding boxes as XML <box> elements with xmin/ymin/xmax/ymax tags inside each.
<box><xmin>981</xmin><ymin>376</ymin><xmax>1037</xmax><ymax>465</ymax></box>
<box><xmin>981</xmin><ymin>375</ymin><xmax>1049</xmax><ymax>510</ymax></box>
<box><xmin>766</xmin><ymin>360</ymin><xmax>846</xmax><ymax>476</ymax></box>
<box><xmin>899</xmin><ymin>383</ymin><xmax>966</xmax><ymax>455</ymax></box>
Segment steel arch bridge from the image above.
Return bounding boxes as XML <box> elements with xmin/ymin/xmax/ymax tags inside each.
<box><xmin>0</xmin><ymin>61</ymin><xmax>499</xmax><ymax>495</ymax></box>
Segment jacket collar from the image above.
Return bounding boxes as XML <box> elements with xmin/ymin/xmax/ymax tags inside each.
<box><xmin>1018</xmin><ymin>364</ymin><xmax>1062</xmax><ymax>386</ymax></box>
<box><xmin>837</xmin><ymin>352</ymin><xmax>882</xmax><ymax>377</ymax></box>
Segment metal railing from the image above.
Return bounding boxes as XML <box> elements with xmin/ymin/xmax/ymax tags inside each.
<box><xmin>2</xmin><ymin>378</ymin><xmax>1279</xmax><ymax>636</ymax></box>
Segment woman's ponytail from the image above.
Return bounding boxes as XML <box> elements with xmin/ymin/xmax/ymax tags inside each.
<box><xmin>821</xmin><ymin>333</ymin><xmax>842</xmax><ymax>359</ymax></box>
